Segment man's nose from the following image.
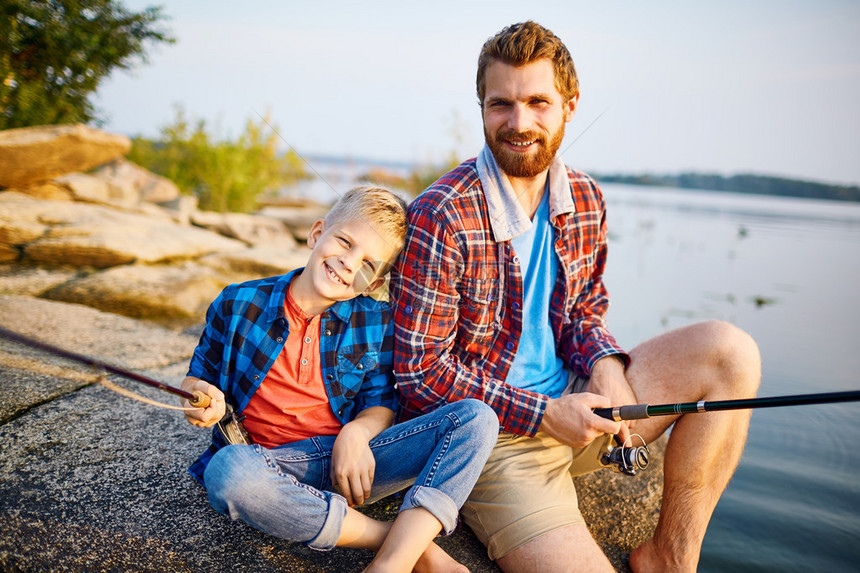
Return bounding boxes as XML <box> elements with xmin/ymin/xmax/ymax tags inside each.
<box><xmin>507</xmin><ymin>103</ymin><xmax>532</xmax><ymax>132</ymax></box>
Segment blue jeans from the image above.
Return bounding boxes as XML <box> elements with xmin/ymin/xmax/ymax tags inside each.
<box><xmin>203</xmin><ymin>399</ymin><xmax>499</xmax><ymax>550</ymax></box>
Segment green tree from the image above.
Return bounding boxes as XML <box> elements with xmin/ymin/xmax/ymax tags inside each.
<box><xmin>0</xmin><ymin>0</ymin><xmax>174</xmax><ymax>129</ymax></box>
<box><xmin>128</xmin><ymin>107</ymin><xmax>308</xmax><ymax>213</ymax></box>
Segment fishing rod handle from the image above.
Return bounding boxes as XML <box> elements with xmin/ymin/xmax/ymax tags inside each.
<box><xmin>189</xmin><ymin>391</ymin><xmax>211</xmax><ymax>409</ymax></box>
<box><xmin>593</xmin><ymin>404</ymin><xmax>651</xmax><ymax>421</ymax></box>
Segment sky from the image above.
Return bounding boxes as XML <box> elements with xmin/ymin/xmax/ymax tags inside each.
<box><xmin>96</xmin><ymin>1</ymin><xmax>860</xmax><ymax>186</ymax></box>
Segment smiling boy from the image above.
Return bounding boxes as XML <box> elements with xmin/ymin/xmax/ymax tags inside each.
<box><xmin>181</xmin><ymin>186</ymin><xmax>498</xmax><ymax>573</ymax></box>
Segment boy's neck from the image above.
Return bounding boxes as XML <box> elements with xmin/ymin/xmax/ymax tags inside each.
<box><xmin>288</xmin><ymin>273</ymin><xmax>335</xmax><ymax>317</ymax></box>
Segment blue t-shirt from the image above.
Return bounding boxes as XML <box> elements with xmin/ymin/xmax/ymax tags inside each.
<box><xmin>507</xmin><ymin>187</ymin><xmax>568</xmax><ymax>398</ymax></box>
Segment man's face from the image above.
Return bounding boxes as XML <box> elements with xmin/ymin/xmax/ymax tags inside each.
<box><xmin>482</xmin><ymin>58</ymin><xmax>577</xmax><ymax>179</ymax></box>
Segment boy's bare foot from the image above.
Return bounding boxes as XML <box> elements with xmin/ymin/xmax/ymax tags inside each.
<box><xmin>412</xmin><ymin>541</ymin><xmax>469</xmax><ymax>573</ymax></box>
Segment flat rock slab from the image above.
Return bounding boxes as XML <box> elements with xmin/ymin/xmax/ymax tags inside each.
<box><xmin>0</xmin><ymin>296</ymin><xmax>662</xmax><ymax>572</ymax></box>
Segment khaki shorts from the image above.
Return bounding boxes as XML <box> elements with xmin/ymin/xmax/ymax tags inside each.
<box><xmin>460</xmin><ymin>376</ymin><xmax>613</xmax><ymax>560</ymax></box>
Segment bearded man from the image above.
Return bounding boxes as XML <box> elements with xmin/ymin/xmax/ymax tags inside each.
<box><xmin>390</xmin><ymin>21</ymin><xmax>761</xmax><ymax>573</ymax></box>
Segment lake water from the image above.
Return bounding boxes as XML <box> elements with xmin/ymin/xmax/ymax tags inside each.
<box><xmin>601</xmin><ymin>184</ymin><xmax>860</xmax><ymax>572</ymax></box>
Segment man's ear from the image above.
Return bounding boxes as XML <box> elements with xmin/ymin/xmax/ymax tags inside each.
<box><xmin>307</xmin><ymin>219</ymin><xmax>325</xmax><ymax>248</ymax></box>
<box><xmin>565</xmin><ymin>94</ymin><xmax>580</xmax><ymax>123</ymax></box>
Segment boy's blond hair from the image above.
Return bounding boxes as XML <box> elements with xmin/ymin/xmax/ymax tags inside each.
<box><xmin>325</xmin><ymin>186</ymin><xmax>408</xmax><ymax>264</ymax></box>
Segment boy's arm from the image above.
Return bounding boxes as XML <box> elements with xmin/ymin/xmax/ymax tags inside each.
<box><xmin>331</xmin><ymin>405</ymin><xmax>394</xmax><ymax>507</ymax></box>
<box><xmin>180</xmin><ymin>376</ymin><xmax>227</xmax><ymax>428</ymax></box>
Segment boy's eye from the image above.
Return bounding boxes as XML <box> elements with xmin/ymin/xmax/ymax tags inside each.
<box><xmin>337</xmin><ymin>237</ymin><xmax>351</xmax><ymax>248</ymax></box>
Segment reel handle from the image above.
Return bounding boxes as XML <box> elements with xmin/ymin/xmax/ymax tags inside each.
<box><xmin>189</xmin><ymin>391</ymin><xmax>211</xmax><ymax>409</ymax></box>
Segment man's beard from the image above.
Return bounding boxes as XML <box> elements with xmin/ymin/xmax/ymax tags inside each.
<box><xmin>484</xmin><ymin>122</ymin><xmax>566</xmax><ymax>178</ymax></box>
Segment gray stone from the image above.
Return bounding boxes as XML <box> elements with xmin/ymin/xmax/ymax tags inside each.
<box><xmin>198</xmin><ymin>245</ymin><xmax>310</xmax><ymax>283</ymax></box>
<box><xmin>0</xmin><ymin>124</ymin><xmax>131</xmax><ymax>188</ymax></box>
<box><xmin>94</xmin><ymin>158</ymin><xmax>181</xmax><ymax>204</ymax></box>
<box><xmin>256</xmin><ymin>204</ymin><xmax>329</xmax><ymax>242</ymax></box>
<box><xmin>191</xmin><ymin>210</ymin><xmax>298</xmax><ymax>248</ymax></box>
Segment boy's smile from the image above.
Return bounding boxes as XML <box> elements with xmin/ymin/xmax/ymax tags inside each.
<box><xmin>291</xmin><ymin>215</ymin><xmax>399</xmax><ymax>315</ymax></box>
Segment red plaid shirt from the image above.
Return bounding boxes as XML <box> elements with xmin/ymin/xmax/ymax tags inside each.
<box><xmin>390</xmin><ymin>158</ymin><xmax>628</xmax><ymax>436</ymax></box>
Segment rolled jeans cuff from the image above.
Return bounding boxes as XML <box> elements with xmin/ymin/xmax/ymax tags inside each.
<box><xmin>400</xmin><ymin>485</ymin><xmax>459</xmax><ymax>535</ymax></box>
<box><xmin>306</xmin><ymin>492</ymin><xmax>348</xmax><ymax>551</ymax></box>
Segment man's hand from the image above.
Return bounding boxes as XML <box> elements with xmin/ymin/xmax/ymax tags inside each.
<box><xmin>586</xmin><ymin>355</ymin><xmax>638</xmax><ymax>443</ymax></box>
<box><xmin>180</xmin><ymin>376</ymin><xmax>226</xmax><ymax>428</ymax></box>
<box><xmin>331</xmin><ymin>406</ymin><xmax>394</xmax><ymax>507</ymax></box>
<box><xmin>539</xmin><ymin>391</ymin><xmax>622</xmax><ymax>449</ymax></box>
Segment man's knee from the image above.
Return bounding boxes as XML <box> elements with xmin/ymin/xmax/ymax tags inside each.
<box><xmin>698</xmin><ymin>320</ymin><xmax>761</xmax><ymax>395</ymax></box>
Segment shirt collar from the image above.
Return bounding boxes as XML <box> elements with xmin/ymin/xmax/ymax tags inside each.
<box><xmin>476</xmin><ymin>144</ymin><xmax>576</xmax><ymax>242</ymax></box>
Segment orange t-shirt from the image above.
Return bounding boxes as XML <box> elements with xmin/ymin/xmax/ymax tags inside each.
<box><xmin>241</xmin><ymin>287</ymin><xmax>343</xmax><ymax>448</ymax></box>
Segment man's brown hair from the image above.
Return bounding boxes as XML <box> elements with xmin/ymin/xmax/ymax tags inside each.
<box><xmin>476</xmin><ymin>21</ymin><xmax>579</xmax><ymax>107</ymax></box>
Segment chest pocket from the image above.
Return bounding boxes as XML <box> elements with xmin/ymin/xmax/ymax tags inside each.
<box><xmin>336</xmin><ymin>351</ymin><xmax>379</xmax><ymax>397</ymax></box>
<box><xmin>458</xmin><ymin>278</ymin><xmax>496</xmax><ymax>356</ymax></box>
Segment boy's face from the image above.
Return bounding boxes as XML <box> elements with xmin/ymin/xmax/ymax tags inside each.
<box><xmin>298</xmin><ymin>215</ymin><xmax>399</xmax><ymax>309</ymax></box>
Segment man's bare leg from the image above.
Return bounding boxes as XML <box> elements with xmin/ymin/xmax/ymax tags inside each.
<box><xmin>496</xmin><ymin>522</ymin><xmax>614</xmax><ymax>573</ymax></box>
<box><xmin>624</xmin><ymin>321</ymin><xmax>761</xmax><ymax>572</ymax></box>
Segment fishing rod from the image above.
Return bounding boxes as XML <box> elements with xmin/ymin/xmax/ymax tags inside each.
<box><xmin>592</xmin><ymin>390</ymin><xmax>860</xmax><ymax>476</ymax></box>
<box><xmin>593</xmin><ymin>390</ymin><xmax>860</xmax><ymax>422</ymax></box>
<box><xmin>0</xmin><ymin>325</ymin><xmax>211</xmax><ymax>409</ymax></box>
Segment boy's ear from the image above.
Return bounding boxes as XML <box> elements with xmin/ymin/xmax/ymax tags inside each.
<box><xmin>362</xmin><ymin>275</ymin><xmax>387</xmax><ymax>295</ymax></box>
<box><xmin>307</xmin><ymin>219</ymin><xmax>326</xmax><ymax>248</ymax></box>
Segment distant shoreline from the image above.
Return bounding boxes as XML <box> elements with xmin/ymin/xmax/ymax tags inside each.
<box><xmin>592</xmin><ymin>172</ymin><xmax>860</xmax><ymax>203</ymax></box>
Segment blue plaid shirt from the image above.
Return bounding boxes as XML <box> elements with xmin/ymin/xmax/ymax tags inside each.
<box><xmin>187</xmin><ymin>269</ymin><xmax>397</xmax><ymax>483</ymax></box>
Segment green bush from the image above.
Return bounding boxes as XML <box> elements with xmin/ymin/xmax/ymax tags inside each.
<box><xmin>128</xmin><ymin>107</ymin><xmax>307</xmax><ymax>213</ymax></box>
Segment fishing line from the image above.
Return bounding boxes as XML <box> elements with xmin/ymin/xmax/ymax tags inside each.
<box><xmin>97</xmin><ymin>373</ymin><xmax>201</xmax><ymax>411</ymax></box>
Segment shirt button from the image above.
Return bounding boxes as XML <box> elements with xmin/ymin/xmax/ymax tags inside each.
<box><xmin>326</xmin><ymin>374</ymin><xmax>333</xmax><ymax>380</ymax></box>
<box><xmin>276</xmin><ymin>337</ymin><xmax>283</xmax><ymax>343</ymax></box>
<box><xmin>512</xmin><ymin>302</ymin><xmax>520</xmax><ymax>310</ymax></box>
<box><xmin>405</xmin><ymin>305</ymin><xmax>413</xmax><ymax>313</ymax></box>
<box><xmin>304</xmin><ymin>336</ymin><xmax>311</xmax><ymax>344</ymax></box>
<box><xmin>253</xmin><ymin>374</ymin><xmax>260</xmax><ymax>380</ymax></box>
<box><xmin>357</xmin><ymin>364</ymin><xmax>363</xmax><ymax>370</ymax></box>
<box><xmin>324</xmin><ymin>330</ymin><xmax>331</xmax><ymax>336</ymax></box>
<box><xmin>505</xmin><ymin>342</ymin><xmax>515</xmax><ymax>351</ymax></box>
<box><xmin>301</xmin><ymin>358</ymin><xmax>308</xmax><ymax>365</ymax></box>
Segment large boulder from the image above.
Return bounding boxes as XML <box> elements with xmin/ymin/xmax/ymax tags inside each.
<box><xmin>0</xmin><ymin>265</ymin><xmax>79</xmax><ymax>296</ymax></box>
<box><xmin>42</xmin><ymin>261</ymin><xmax>232</xmax><ymax>320</ymax></box>
<box><xmin>0</xmin><ymin>124</ymin><xmax>131</xmax><ymax>188</ymax></box>
<box><xmin>0</xmin><ymin>192</ymin><xmax>246</xmax><ymax>268</ymax></box>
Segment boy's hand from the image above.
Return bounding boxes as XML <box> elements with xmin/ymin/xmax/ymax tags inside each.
<box><xmin>180</xmin><ymin>376</ymin><xmax>226</xmax><ymax>428</ymax></box>
<box><xmin>330</xmin><ymin>406</ymin><xmax>394</xmax><ymax>506</ymax></box>
<box><xmin>331</xmin><ymin>423</ymin><xmax>376</xmax><ymax>507</ymax></box>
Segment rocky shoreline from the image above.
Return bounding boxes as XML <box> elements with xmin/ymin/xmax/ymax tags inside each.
<box><xmin>0</xmin><ymin>124</ymin><xmax>663</xmax><ymax>572</ymax></box>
